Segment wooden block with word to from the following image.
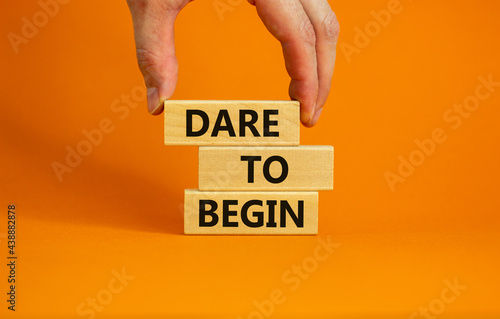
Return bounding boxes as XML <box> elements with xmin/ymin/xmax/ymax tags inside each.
<box><xmin>164</xmin><ymin>100</ymin><xmax>300</xmax><ymax>145</ymax></box>
<box><xmin>199</xmin><ymin>146</ymin><xmax>333</xmax><ymax>191</ymax></box>
<box><xmin>184</xmin><ymin>189</ymin><xmax>318</xmax><ymax>235</ymax></box>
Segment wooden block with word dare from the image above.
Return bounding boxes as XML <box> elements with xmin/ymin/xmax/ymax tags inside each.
<box><xmin>164</xmin><ymin>100</ymin><xmax>300</xmax><ymax>145</ymax></box>
<box><xmin>199</xmin><ymin>146</ymin><xmax>333</xmax><ymax>191</ymax></box>
<box><xmin>184</xmin><ymin>190</ymin><xmax>318</xmax><ymax>235</ymax></box>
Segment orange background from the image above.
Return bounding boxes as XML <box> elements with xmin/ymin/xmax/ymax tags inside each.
<box><xmin>1</xmin><ymin>0</ymin><xmax>499</xmax><ymax>318</ymax></box>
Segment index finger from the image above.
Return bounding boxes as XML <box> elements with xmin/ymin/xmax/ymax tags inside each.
<box><xmin>251</xmin><ymin>0</ymin><xmax>319</xmax><ymax>125</ymax></box>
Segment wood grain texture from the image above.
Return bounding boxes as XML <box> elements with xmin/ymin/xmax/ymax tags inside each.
<box><xmin>184</xmin><ymin>190</ymin><xmax>318</xmax><ymax>235</ymax></box>
<box><xmin>199</xmin><ymin>146</ymin><xmax>333</xmax><ymax>191</ymax></box>
<box><xmin>164</xmin><ymin>100</ymin><xmax>300</xmax><ymax>145</ymax></box>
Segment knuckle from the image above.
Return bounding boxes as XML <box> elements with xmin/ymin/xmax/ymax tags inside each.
<box><xmin>322</xmin><ymin>10</ymin><xmax>340</xmax><ymax>41</ymax></box>
<box><xmin>299</xmin><ymin>19</ymin><xmax>316</xmax><ymax>46</ymax></box>
<box><xmin>135</xmin><ymin>48</ymin><xmax>160</xmax><ymax>72</ymax></box>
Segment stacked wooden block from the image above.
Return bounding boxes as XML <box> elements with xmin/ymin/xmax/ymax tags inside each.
<box><xmin>164</xmin><ymin>101</ymin><xmax>334</xmax><ymax>235</ymax></box>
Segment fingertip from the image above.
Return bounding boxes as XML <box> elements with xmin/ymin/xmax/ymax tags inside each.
<box><xmin>300</xmin><ymin>109</ymin><xmax>313</xmax><ymax>126</ymax></box>
<box><xmin>150</xmin><ymin>103</ymin><xmax>164</xmax><ymax>116</ymax></box>
<box><xmin>307</xmin><ymin>107</ymin><xmax>323</xmax><ymax>127</ymax></box>
<box><xmin>147</xmin><ymin>87</ymin><xmax>163</xmax><ymax>115</ymax></box>
<box><xmin>290</xmin><ymin>81</ymin><xmax>316</xmax><ymax>126</ymax></box>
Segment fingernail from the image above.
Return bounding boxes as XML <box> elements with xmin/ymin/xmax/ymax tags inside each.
<box><xmin>300</xmin><ymin>112</ymin><xmax>311</xmax><ymax>124</ymax></box>
<box><xmin>310</xmin><ymin>107</ymin><xmax>323</xmax><ymax>126</ymax></box>
<box><xmin>301</xmin><ymin>110</ymin><xmax>313</xmax><ymax>125</ymax></box>
<box><xmin>147</xmin><ymin>87</ymin><xmax>161</xmax><ymax>114</ymax></box>
<box><xmin>301</xmin><ymin>102</ymin><xmax>316</xmax><ymax>126</ymax></box>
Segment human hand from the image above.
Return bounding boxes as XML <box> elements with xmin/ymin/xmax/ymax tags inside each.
<box><xmin>127</xmin><ymin>0</ymin><xmax>339</xmax><ymax>127</ymax></box>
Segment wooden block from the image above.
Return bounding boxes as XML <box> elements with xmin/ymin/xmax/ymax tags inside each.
<box><xmin>199</xmin><ymin>146</ymin><xmax>333</xmax><ymax>191</ymax></box>
<box><xmin>164</xmin><ymin>100</ymin><xmax>300</xmax><ymax>145</ymax></box>
<box><xmin>184</xmin><ymin>190</ymin><xmax>318</xmax><ymax>235</ymax></box>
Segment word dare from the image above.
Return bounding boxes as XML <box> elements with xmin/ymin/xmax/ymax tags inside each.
<box><xmin>165</xmin><ymin>101</ymin><xmax>299</xmax><ymax>145</ymax></box>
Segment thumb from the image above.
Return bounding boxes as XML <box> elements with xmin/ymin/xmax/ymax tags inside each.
<box><xmin>127</xmin><ymin>0</ymin><xmax>189</xmax><ymax>115</ymax></box>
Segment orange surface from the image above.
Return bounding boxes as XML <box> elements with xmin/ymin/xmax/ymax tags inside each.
<box><xmin>1</xmin><ymin>0</ymin><xmax>500</xmax><ymax>318</ymax></box>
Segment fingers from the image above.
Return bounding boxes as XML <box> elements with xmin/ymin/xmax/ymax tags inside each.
<box><xmin>300</xmin><ymin>0</ymin><xmax>339</xmax><ymax>126</ymax></box>
<box><xmin>252</xmin><ymin>0</ymin><xmax>319</xmax><ymax>125</ymax></box>
<box><xmin>126</xmin><ymin>0</ymin><xmax>191</xmax><ymax>115</ymax></box>
<box><xmin>250</xmin><ymin>0</ymin><xmax>339</xmax><ymax>127</ymax></box>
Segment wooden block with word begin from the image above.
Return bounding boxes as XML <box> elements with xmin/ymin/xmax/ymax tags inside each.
<box><xmin>184</xmin><ymin>190</ymin><xmax>318</xmax><ymax>235</ymax></box>
<box><xmin>164</xmin><ymin>100</ymin><xmax>300</xmax><ymax>145</ymax></box>
<box><xmin>199</xmin><ymin>146</ymin><xmax>333</xmax><ymax>191</ymax></box>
